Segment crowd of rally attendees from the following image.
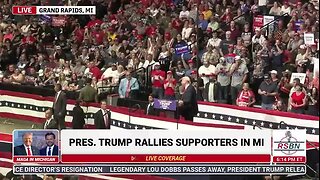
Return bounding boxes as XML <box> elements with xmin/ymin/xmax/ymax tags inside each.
<box><xmin>0</xmin><ymin>0</ymin><xmax>319</xmax><ymax>117</ymax></box>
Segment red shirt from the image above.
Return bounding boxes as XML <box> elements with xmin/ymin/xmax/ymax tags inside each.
<box><xmin>237</xmin><ymin>90</ymin><xmax>255</xmax><ymax>104</ymax></box>
<box><xmin>22</xmin><ymin>36</ymin><xmax>36</xmax><ymax>44</ymax></box>
<box><xmin>140</xmin><ymin>0</ymin><xmax>150</xmax><ymax>7</ymax></box>
<box><xmin>171</xmin><ymin>18</ymin><xmax>182</xmax><ymax>31</ymax></box>
<box><xmin>74</xmin><ymin>28</ymin><xmax>85</xmax><ymax>43</ymax></box>
<box><xmin>291</xmin><ymin>92</ymin><xmax>306</xmax><ymax>108</ymax></box>
<box><xmin>230</xmin><ymin>28</ymin><xmax>241</xmax><ymax>41</ymax></box>
<box><xmin>145</xmin><ymin>26</ymin><xmax>157</xmax><ymax>37</ymax></box>
<box><xmin>90</xmin><ymin>66</ymin><xmax>102</xmax><ymax>80</ymax></box>
<box><xmin>283</xmin><ymin>50</ymin><xmax>292</xmax><ymax>63</ymax></box>
<box><xmin>151</xmin><ymin>70</ymin><xmax>165</xmax><ymax>88</ymax></box>
<box><xmin>91</xmin><ymin>30</ymin><xmax>105</xmax><ymax>45</ymax></box>
<box><xmin>87</xmin><ymin>19</ymin><xmax>103</xmax><ymax>29</ymax></box>
<box><xmin>164</xmin><ymin>79</ymin><xmax>176</xmax><ymax>96</ymax></box>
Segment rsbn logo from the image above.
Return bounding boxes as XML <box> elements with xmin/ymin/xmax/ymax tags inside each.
<box><xmin>274</xmin><ymin>131</ymin><xmax>304</xmax><ymax>155</ymax></box>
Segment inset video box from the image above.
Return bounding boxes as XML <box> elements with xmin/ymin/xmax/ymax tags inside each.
<box><xmin>13</xmin><ymin>130</ymin><xmax>60</xmax><ymax>163</ymax></box>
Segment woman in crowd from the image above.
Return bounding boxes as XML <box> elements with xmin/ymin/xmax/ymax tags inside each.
<box><xmin>164</xmin><ymin>71</ymin><xmax>176</xmax><ymax>100</ymax></box>
<box><xmin>10</xmin><ymin>68</ymin><xmax>24</xmax><ymax>84</ymax></box>
<box><xmin>236</xmin><ymin>83</ymin><xmax>256</xmax><ymax>107</ymax></box>
<box><xmin>289</xmin><ymin>83</ymin><xmax>306</xmax><ymax>114</ymax></box>
<box><xmin>58</xmin><ymin>73</ymin><xmax>69</xmax><ymax>90</ymax></box>
<box><xmin>273</xmin><ymin>100</ymin><xmax>286</xmax><ymax>112</ymax></box>
<box><xmin>68</xmin><ymin>73</ymin><xmax>79</xmax><ymax>91</ymax></box>
<box><xmin>306</xmin><ymin>87</ymin><xmax>319</xmax><ymax>116</ymax></box>
<box><xmin>269</xmin><ymin>2</ymin><xmax>281</xmax><ymax>16</ymax></box>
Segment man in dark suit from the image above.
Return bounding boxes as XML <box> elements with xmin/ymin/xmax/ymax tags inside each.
<box><xmin>14</xmin><ymin>132</ymin><xmax>39</xmax><ymax>156</ymax></box>
<box><xmin>72</xmin><ymin>100</ymin><xmax>85</xmax><ymax>129</ymax></box>
<box><xmin>40</xmin><ymin>132</ymin><xmax>59</xmax><ymax>156</ymax></box>
<box><xmin>203</xmin><ymin>73</ymin><xmax>221</xmax><ymax>103</ymax></box>
<box><xmin>53</xmin><ymin>83</ymin><xmax>67</xmax><ymax>130</ymax></box>
<box><xmin>94</xmin><ymin>100</ymin><xmax>111</xmax><ymax>129</ymax></box>
<box><xmin>178</xmin><ymin>76</ymin><xmax>198</xmax><ymax>121</ymax></box>
<box><xmin>43</xmin><ymin>108</ymin><xmax>58</xmax><ymax>129</ymax></box>
<box><xmin>146</xmin><ymin>94</ymin><xmax>159</xmax><ymax>116</ymax></box>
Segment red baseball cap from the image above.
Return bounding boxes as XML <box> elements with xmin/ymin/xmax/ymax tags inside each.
<box><xmin>188</xmin><ymin>60</ymin><xmax>194</xmax><ymax>64</ymax></box>
<box><xmin>191</xmin><ymin>70</ymin><xmax>197</xmax><ymax>74</ymax></box>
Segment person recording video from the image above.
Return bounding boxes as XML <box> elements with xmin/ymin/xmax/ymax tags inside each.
<box><xmin>40</xmin><ymin>132</ymin><xmax>59</xmax><ymax>156</ymax></box>
<box><xmin>14</xmin><ymin>132</ymin><xmax>39</xmax><ymax>156</ymax></box>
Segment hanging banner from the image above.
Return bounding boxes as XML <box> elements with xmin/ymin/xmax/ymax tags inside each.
<box><xmin>52</xmin><ymin>16</ymin><xmax>66</xmax><ymax>27</ymax></box>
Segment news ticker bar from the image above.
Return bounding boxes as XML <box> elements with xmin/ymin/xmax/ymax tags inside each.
<box><xmin>14</xmin><ymin>164</ymin><xmax>306</xmax><ymax>175</ymax></box>
<box><xmin>12</xmin><ymin>6</ymin><xmax>96</xmax><ymax>15</ymax></box>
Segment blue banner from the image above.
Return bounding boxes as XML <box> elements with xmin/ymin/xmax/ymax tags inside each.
<box><xmin>174</xmin><ymin>44</ymin><xmax>190</xmax><ymax>55</ymax></box>
<box><xmin>153</xmin><ymin>98</ymin><xmax>177</xmax><ymax>111</ymax></box>
<box><xmin>40</xmin><ymin>15</ymin><xmax>52</xmax><ymax>23</ymax></box>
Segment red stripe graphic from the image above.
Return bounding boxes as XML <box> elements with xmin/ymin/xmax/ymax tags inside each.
<box><xmin>61</xmin><ymin>154</ymin><xmax>271</xmax><ymax>163</ymax></box>
<box><xmin>273</xmin><ymin>156</ymin><xmax>306</xmax><ymax>163</ymax></box>
<box><xmin>13</xmin><ymin>156</ymin><xmax>59</xmax><ymax>163</ymax></box>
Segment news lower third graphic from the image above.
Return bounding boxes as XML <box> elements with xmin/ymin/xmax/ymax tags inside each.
<box><xmin>13</xmin><ymin>164</ymin><xmax>306</xmax><ymax>175</ymax></box>
<box><xmin>60</xmin><ymin>130</ymin><xmax>272</xmax><ymax>163</ymax></box>
<box><xmin>12</xmin><ymin>129</ymin><xmax>308</xmax><ymax>175</ymax></box>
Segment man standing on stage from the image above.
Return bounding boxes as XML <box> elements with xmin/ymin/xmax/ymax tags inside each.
<box><xmin>53</xmin><ymin>83</ymin><xmax>67</xmax><ymax>130</ymax></box>
<box><xmin>178</xmin><ymin>76</ymin><xmax>198</xmax><ymax>121</ymax></box>
<box><xmin>94</xmin><ymin>100</ymin><xmax>111</xmax><ymax>129</ymax></box>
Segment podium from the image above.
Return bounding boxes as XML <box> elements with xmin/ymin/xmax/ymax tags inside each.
<box><xmin>153</xmin><ymin>98</ymin><xmax>177</xmax><ymax>119</ymax></box>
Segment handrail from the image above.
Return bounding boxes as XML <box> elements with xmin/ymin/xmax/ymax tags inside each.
<box><xmin>260</xmin><ymin>13</ymin><xmax>289</xmax><ymax>30</ymax></box>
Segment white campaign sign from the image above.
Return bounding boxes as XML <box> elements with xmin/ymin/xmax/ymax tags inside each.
<box><xmin>61</xmin><ymin>130</ymin><xmax>272</xmax><ymax>155</ymax></box>
<box><xmin>263</xmin><ymin>16</ymin><xmax>274</xmax><ymax>26</ymax></box>
<box><xmin>290</xmin><ymin>73</ymin><xmax>307</xmax><ymax>84</ymax></box>
<box><xmin>304</xmin><ymin>33</ymin><xmax>315</xmax><ymax>45</ymax></box>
